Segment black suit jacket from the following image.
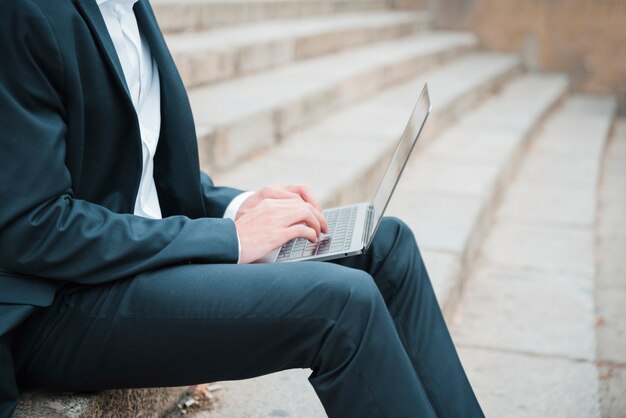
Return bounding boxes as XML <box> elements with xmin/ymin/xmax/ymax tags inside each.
<box><xmin>0</xmin><ymin>0</ymin><xmax>242</xmax><ymax>318</ymax></box>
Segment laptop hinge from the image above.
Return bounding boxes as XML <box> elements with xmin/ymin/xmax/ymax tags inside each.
<box><xmin>361</xmin><ymin>205</ymin><xmax>375</xmax><ymax>251</ymax></box>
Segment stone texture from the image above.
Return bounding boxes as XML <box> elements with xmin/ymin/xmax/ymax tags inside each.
<box><xmin>153</xmin><ymin>0</ymin><xmax>389</xmax><ymax>33</ymax></box>
<box><xmin>452</xmin><ymin>267</ymin><xmax>596</xmax><ymax>361</ymax></box>
<box><xmin>456</xmin><ymin>347</ymin><xmax>601</xmax><ymax>418</ymax></box>
<box><xmin>447</xmin><ymin>93</ymin><xmax>618</xmax><ymax>418</ymax></box>
<box><xmin>596</xmin><ymin>120</ymin><xmax>626</xmax><ymax>293</ymax></box>
<box><xmin>191</xmin><ymin>370</ymin><xmax>325</xmax><ymax>418</ymax></box>
<box><xmin>598</xmin><ymin>365</ymin><xmax>626</xmax><ymax>418</ymax></box>
<box><xmin>596</xmin><ymin>289</ymin><xmax>626</xmax><ymax>364</ymax></box>
<box><xmin>530</xmin><ymin>96</ymin><xmax>616</xmax><ymax>161</ymax></box>
<box><xmin>426</xmin><ymin>128</ymin><xmax>523</xmax><ymax>165</ymax></box>
<box><xmin>421</xmin><ymin>250</ymin><xmax>462</xmax><ymax>317</ymax></box>
<box><xmin>388</xmin><ymin>192</ymin><xmax>484</xmax><ymax>255</ymax></box>
<box><xmin>167</xmin><ymin>11</ymin><xmax>431</xmax><ymax>88</ymax></box>
<box><xmin>192</xmin><ymin>32</ymin><xmax>480</xmax><ymax>173</ymax></box>
<box><xmin>15</xmin><ymin>387</ymin><xmax>188</xmax><ymax>418</ymax></box>
<box><xmin>596</xmin><ymin>236</ymin><xmax>626</xmax><ymax>290</ymax></box>
<box><xmin>595</xmin><ymin>119</ymin><xmax>626</xmax><ymax>418</ymax></box>
<box><xmin>215</xmin><ymin>52</ymin><xmax>521</xmax><ymax>197</ymax></box>
<box><xmin>395</xmin><ymin>159</ymin><xmax>501</xmax><ymax>197</ymax></box>
<box><xmin>515</xmin><ymin>154</ymin><xmax>601</xmax><ymax>192</ymax></box>
<box><xmin>598</xmin><ymin>187</ymin><xmax>626</xmax><ymax>240</ymax></box>
<box><xmin>423</xmin><ymin>74</ymin><xmax>569</xmax><ymax>179</ymax></box>
<box><xmin>513</xmin><ymin>98</ymin><xmax>616</xmax><ymax>196</ymax></box>
<box><xmin>598</xmin><ymin>119</ymin><xmax>626</xmax><ymax>240</ymax></box>
<box><xmin>496</xmin><ymin>181</ymin><xmax>596</xmax><ymax>227</ymax></box>
<box><xmin>481</xmin><ymin>222</ymin><xmax>595</xmax><ymax>278</ymax></box>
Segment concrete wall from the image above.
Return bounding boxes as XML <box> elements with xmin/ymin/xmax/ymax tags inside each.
<box><xmin>404</xmin><ymin>0</ymin><xmax>626</xmax><ymax>111</ymax></box>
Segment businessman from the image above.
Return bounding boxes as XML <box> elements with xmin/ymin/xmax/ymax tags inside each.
<box><xmin>0</xmin><ymin>0</ymin><xmax>484</xmax><ymax>417</ymax></box>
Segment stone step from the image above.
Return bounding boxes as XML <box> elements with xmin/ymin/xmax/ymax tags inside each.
<box><xmin>194</xmin><ymin>73</ymin><xmax>570</xmax><ymax>418</ymax></box>
<box><xmin>388</xmin><ymin>73</ymin><xmax>569</xmax><ymax>316</ymax></box>
<box><xmin>168</xmin><ymin>11</ymin><xmax>432</xmax><ymax>88</ymax></box>
<box><xmin>190</xmin><ymin>32</ymin><xmax>480</xmax><ymax>173</ymax></box>
<box><xmin>153</xmin><ymin>0</ymin><xmax>391</xmax><ymax>33</ymax></box>
<box><xmin>213</xmin><ymin>52</ymin><xmax>521</xmax><ymax>205</ymax></box>
<box><xmin>450</xmin><ymin>95</ymin><xmax>617</xmax><ymax>417</ymax></box>
<box><xmin>14</xmin><ymin>386</ymin><xmax>189</xmax><ymax>418</ymax></box>
<box><xmin>595</xmin><ymin>118</ymin><xmax>626</xmax><ymax>418</ymax></box>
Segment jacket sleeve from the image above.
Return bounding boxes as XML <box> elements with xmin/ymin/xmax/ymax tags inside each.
<box><xmin>199</xmin><ymin>172</ymin><xmax>246</xmax><ymax>218</ymax></box>
<box><xmin>0</xmin><ymin>0</ymin><xmax>239</xmax><ymax>284</ymax></box>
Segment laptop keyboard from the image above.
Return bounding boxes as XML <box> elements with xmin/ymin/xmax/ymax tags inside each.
<box><xmin>276</xmin><ymin>206</ymin><xmax>358</xmax><ymax>262</ymax></box>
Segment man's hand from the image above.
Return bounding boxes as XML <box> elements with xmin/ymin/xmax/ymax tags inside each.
<box><xmin>235</xmin><ymin>185</ymin><xmax>324</xmax><ymax>220</ymax></box>
<box><xmin>235</xmin><ymin>187</ymin><xmax>329</xmax><ymax>264</ymax></box>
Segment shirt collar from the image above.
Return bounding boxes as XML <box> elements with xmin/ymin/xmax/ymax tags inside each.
<box><xmin>96</xmin><ymin>0</ymin><xmax>139</xmax><ymax>7</ymax></box>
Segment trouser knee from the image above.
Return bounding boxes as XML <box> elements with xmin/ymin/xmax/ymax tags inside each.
<box><xmin>309</xmin><ymin>267</ymin><xmax>388</xmax><ymax>367</ymax></box>
<box><xmin>373</xmin><ymin>217</ymin><xmax>426</xmax><ymax>280</ymax></box>
<box><xmin>330</xmin><ymin>268</ymin><xmax>385</xmax><ymax>333</ymax></box>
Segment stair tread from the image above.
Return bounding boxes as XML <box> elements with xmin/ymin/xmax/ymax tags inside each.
<box><xmin>391</xmin><ymin>74</ymin><xmax>570</xmax><ymax>256</ymax></box>
<box><xmin>167</xmin><ymin>11</ymin><xmax>430</xmax><ymax>51</ymax></box>
<box><xmin>446</xmin><ymin>96</ymin><xmax>618</xmax><ymax>418</ymax></box>
<box><xmin>153</xmin><ymin>0</ymin><xmax>390</xmax><ymax>33</ymax></box>
<box><xmin>451</xmin><ymin>94</ymin><xmax>617</xmax><ymax>362</ymax></box>
<box><xmin>168</xmin><ymin>11</ymin><xmax>431</xmax><ymax>88</ymax></box>
<box><xmin>189</xmin><ymin>31</ymin><xmax>477</xmax><ymax>127</ymax></box>
<box><xmin>152</xmin><ymin>0</ymin><xmax>384</xmax><ymax>4</ymax></box>
<box><xmin>216</xmin><ymin>72</ymin><xmax>567</xmax><ymax>310</ymax></box>
<box><xmin>214</xmin><ymin>52</ymin><xmax>521</xmax><ymax>201</ymax></box>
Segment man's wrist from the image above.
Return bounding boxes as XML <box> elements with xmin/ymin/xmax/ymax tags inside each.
<box><xmin>223</xmin><ymin>191</ymin><xmax>254</xmax><ymax>221</ymax></box>
<box><xmin>223</xmin><ymin>191</ymin><xmax>254</xmax><ymax>263</ymax></box>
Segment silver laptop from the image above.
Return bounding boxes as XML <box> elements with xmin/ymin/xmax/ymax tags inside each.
<box><xmin>260</xmin><ymin>84</ymin><xmax>431</xmax><ymax>264</ymax></box>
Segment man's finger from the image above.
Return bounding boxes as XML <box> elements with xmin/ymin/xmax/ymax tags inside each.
<box><xmin>286</xmin><ymin>224</ymin><xmax>318</xmax><ymax>244</ymax></box>
<box><xmin>263</xmin><ymin>187</ymin><xmax>303</xmax><ymax>202</ymax></box>
<box><xmin>296</xmin><ymin>205</ymin><xmax>322</xmax><ymax>238</ymax></box>
<box><xmin>282</xmin><ymin>185</ymin><xmax>327</xmax><ymax>233</ymax></box>
<box><xmin>270</xmin><ymin>199</ymin><xmax>327</xmax><ymax>236</ymax></box>
<box><xmin>283</xmin><ymin>185</ymin><xmax>323</xmax><ymax>212</ymax></box>
<box><xmin>307</xmin><ymin>203</ymin><xmax>328</xmax><ymax>234</ymax></box>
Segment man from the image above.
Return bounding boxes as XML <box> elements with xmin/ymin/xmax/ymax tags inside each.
<box><xmin>0</xmin><ymin>0</ymin><xmax>484</xmax><ymax>416</ymax></box>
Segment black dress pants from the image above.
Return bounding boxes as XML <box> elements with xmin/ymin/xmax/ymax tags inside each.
<box><xmin>13</xmin><ymin>218</ymin><xmax>484</xmax><ymax>418</ymax></box>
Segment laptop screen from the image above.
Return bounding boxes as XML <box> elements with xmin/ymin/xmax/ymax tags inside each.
<box><xmin>366</xmin><ymin>84</ymin><xmax>431</xmax><ymax>248</ymax></box>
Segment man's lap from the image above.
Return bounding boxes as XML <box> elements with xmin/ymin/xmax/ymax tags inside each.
<box><xmin>14</xmin><ymin>217</ymin><xmax>415</xmax><ymax>392</ymax></box>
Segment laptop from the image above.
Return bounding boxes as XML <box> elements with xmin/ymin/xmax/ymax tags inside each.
<box><xmin>259</xmin><ymin>84</ymin><xmax>431</xmax><ymax>264</ymax></box>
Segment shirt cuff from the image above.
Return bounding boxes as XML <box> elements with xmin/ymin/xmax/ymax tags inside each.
<box><xmin>223</xmin><ymin>191</ymin><xmax>254</xmax><ymax>264</ymax></box>
<box><xmin>223</xmin><ymin>191</ymin><xmax>254</xmax><ymax>220</ymax></box>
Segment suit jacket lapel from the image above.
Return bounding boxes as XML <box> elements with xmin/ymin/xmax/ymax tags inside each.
<box><xmin>134</xmin><ymin>1</ymin><xmax>171</xmax><ymax>75</ymax></box>
<box><xmin>73</xmin><ymin>0</ymin><xmax>132</xmax><ymax>98</ymax></box>
<box><xmin>134</xmin><ymin>0</ymin><xmax>183</xmax><ymax>93</ymax></box>
<box><xmin>134</xmin><ymin>0</ymin><xmax>207</xmax><ymax>218</ymax></box>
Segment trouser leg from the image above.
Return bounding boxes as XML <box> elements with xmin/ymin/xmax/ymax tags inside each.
<box><xmin>15</xmin><ymin>261</ymin><xmax>436</xmax><ymax>418</ymax></box>
<box><xmin>334</xmin><ymin>217</ymin><xmax>484</xmax><ymax>418</ymax></box>
<box><xmin>0</xmin><ymin>336</ymin><xmax>18</xmax><ymax>418</ymax></box>
<box><xmin>1</xmin><ymin>304</ymin><xmax>37</xmax><ymax>418</ymax></box>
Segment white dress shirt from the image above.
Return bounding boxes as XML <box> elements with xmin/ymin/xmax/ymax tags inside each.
<box><xmin>96</xmin><ymin>0</ymin><xmax>248</xmax><ymax>258</ymax></box>
<box><xmin>97</xmin><ymin>0</ymin><xmax>162</xmax><ymax>219</ymax></box>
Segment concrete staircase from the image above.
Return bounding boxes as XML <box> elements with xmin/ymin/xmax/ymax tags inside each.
<box><xmin>14</xmin><ymin>0</ymin><xmax>621</xmax><ymax>417</ymax></box>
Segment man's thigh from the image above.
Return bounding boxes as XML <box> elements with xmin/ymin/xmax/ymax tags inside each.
<box><xmin>15</xmin><ymin>261</ymin><xmax>376</xmax><ymax>393</ymax></box>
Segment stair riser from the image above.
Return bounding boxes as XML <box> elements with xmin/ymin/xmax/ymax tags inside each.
<box><xmin>174</xmin><ymin>19</ymin><xmax>431</xmax><ymax>89</ymax></box>
<box><xmin>439</xmin><ymin>90</ymin><xmax>571</xmax><ymax>321</ymax></box>
<box><xmin>321</xmin><ymin>66</ymin><xmax>524</xmax><ymax>210</ymax></box>
<box><xmin>155</xmin><ymin>1</ymin><xmax>389</xmax><ymax>33</ymax></box>
<box><xmin>197</xmin><ymin>42</ymin><xmax>477</xmax><ymax>174</ymax></box>
<box><xmin>317</xmin><ymin>74</ymin><xmax>568</xmax><ymax>323</ymax></box>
